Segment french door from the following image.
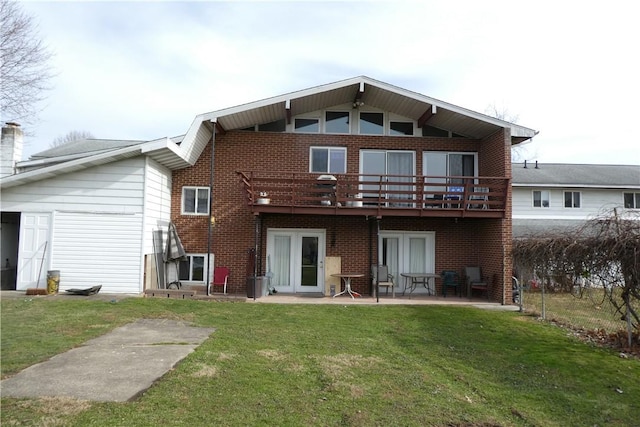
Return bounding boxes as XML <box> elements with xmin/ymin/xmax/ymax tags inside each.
<box><xmin>266</xmin><ymin>229</ymin><xmax>325</xmax><ymax>293</ymax></box>
<box><xmin>379</xmin><ymin>232</ymin><xmax>435</xmax><ymax>294</ymax></box>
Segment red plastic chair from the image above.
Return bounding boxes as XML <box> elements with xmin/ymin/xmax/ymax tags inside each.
<box><xmin>211</xmin><ymin>267</ymin><xmax>229</xmax><ymax>294</ymax></box>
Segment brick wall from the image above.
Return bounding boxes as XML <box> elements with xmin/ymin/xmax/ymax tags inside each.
<box><xmin>171</xmin><ymin>130</ymin><xmax>512</xmax><ymax>300</ymax></box>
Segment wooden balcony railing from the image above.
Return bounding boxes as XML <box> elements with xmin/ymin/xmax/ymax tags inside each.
<box><xmin>237</xmin><ymin>172</ymin><xmax>509</xmax><ymax>218</ymax></box>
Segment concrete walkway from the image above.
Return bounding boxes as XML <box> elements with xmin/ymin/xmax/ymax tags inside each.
<box><xmin>1</xmin><ymin>318</ymin><xmax>215</xmax><ymax>402</ymax></box>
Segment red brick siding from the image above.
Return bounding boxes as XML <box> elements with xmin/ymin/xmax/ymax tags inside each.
<box><xmin>171</xmin><ymin>130</ymin><xmax>512</xmax><ymax>300</ymax></box>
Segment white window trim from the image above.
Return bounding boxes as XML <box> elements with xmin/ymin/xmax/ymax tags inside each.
<box><xmin>294</xmin><ymin>116</ymin><xmax>320</xmax><ymax>133</ymax></box>
<box><xmin>324</xmin><ymin>111</ymin><xmax>351</xmax><ymax>134</ymax></box>
<box><xmin>623</xmin><ymin>191</ymin><xmax>640</xmax><ymax>209</ymax></box>
<box><xmin>181</xmin><ymin>186</ymin><xmax>210</xmax><ymax>216</ymax></box>
<box><xmin>533</xmin><ymin>190</ymin><xmax>550</xmax><ymax>208</ymax></box>
<box><xmin>563</xmin><ymin>191</ymin><xmax>581</xmax><ymax>209</ymax></box>
<box><xmin>177</xmin><ymin>253</ymin><xmax>213</xmax><ymax>284</ymax></box>
<box><xmin>309</xmin><ymin>146</ymin><xmax>347</xmax><ymax>174</ymax></box>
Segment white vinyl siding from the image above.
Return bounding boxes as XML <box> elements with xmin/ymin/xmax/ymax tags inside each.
<box><xmin>52</xmin><ymin>211</ymin><xmax>143</xmax><ymax>293</ymax></box>
<box><xmin>513</xmin><ymin>187</ymin><xmax>638</xmax><ymax>219</ymax></box>
<box><xmin>143</xmin><ymin>159</ymin><xmax>172</xmax><ymax>254</ymax></box>
<box><xmin>0</xmin><ymin>157</ymin><xmax>146</xmax><ymax>213</ymax></box>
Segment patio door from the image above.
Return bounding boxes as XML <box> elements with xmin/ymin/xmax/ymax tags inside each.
<box><xmin>360</xmin><ymin>150</ymin><xmax>415</xmax><ymax>205</ymax></box>
<box><xmin>266</xmin><ymin>229</ymin><xmax>325</xmax><ymax>294</ymax></box>
<box><xmin>379</xmin><ymin>232</ymin><xmax>435</xmax><ymax>294</ymax></box>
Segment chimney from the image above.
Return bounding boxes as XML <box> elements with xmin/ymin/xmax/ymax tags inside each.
<box><xmin>1</xmin><ymin>122</ymin><xmax>23</xmax><ymax>178</ymax></box>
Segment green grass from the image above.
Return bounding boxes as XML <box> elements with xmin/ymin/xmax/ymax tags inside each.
<box><xmin>2</xmin><ymin>297</ymin><xmax>639</xmax><ymax>426</ymax></box>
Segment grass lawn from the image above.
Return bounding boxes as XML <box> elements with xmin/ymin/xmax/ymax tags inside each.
<box><xmin>2</xmin><ymin>297</ymin><xmax>639</xmax><ymax>426</ymax></box>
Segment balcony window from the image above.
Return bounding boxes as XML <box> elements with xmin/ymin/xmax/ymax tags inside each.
<box><xmin>294</xmin><ymin>118</ymin><xmax>319</xmax><ymax>133</ymax></box>
<box><xmin>182</xmin><ymin>187</ymin><xmax>210</xmax><ymax>215</ymax></box>
<box><xmin>564</xmin><ymin>191</ymin><xmax>581</xmax><ymax>208</ymax></box>
<box><xmin>533</xmin><ymin>190</ymin><xmax>550</xmax><ymax>208</ymax></box>
<box><xmin>310</xmin><ymin>147</ymin><xmax>346</xmax><ymax>174</ymax></box>
<box><xmin>325</xmin><ymin>111</ymin><xmax>350</xmax><ymax>134</ymax></box>
<box><xmin>359</xmin><ymin>112</ymin><xmax>384</xmax><ymax>135</ymax></box>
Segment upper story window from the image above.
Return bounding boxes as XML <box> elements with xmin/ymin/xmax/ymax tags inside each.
<box><xmin>564</xmin><ymin>191</ymin><xmax>581</xmax><ymax>208</ymax></box>
<box><xmin>258</xmin><ymin>119</ymin><xmax>286</xmax><ymax>132</ymax></box>
<box><xmin>359</xmin><ymin>112</ymin><xmax>384</xmax><ymax>135</ymax></box>
<box><xmin>325</xmin><ymin>111</ymin><xmax>350</xmax><ymax>133</ymax></box>
<box><xmin>623</xmin><ymin>192</ymin><xmax>640</xmax><ymax>209</ymax></box>
<box><xmin>182</xmin><ymin>187</ymin><xmax>210</xmax><ymax>215</ymax></box>
<box><xmin>390</xmin><ymin>121</ymin><xmax>414</xmax><ymax>136</ymax></box>
<box><xmin>294</xmin><ymin>118</ymin><xmax>319</xmax><ymax>133</ymax></box>
<box><xmin>310</xmin><ymin>147</ymin><xmax>346</xmax><ymax>174</ymax></box>
<box><xmin>533</xmin><ymin>190</ymin><xmax>550</xmax><ymax>208</ymax></box>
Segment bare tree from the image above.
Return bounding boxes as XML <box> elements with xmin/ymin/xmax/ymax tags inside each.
<box><xmin>0</xmin><ymin>0</ymin><xmax>54</xmax><ymax>124</ymax></box>
<box><xmin>485</xmin><ymin>103</ymin><xmax>537</xmax><ymax>163</ymax></box>
<box><xmin>51</xmin><ymin>130</ymin><xmax>95</xmax><ymax>148</ymax></box>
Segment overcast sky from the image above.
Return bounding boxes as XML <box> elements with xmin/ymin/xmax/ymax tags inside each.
<box><xmin>15</xmin><ymin>0</ymin><xmax>640</xmax><ymax>165</ymax></box>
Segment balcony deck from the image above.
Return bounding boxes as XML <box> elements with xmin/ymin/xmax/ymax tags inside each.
<box><xmin>238</xmin><ymin>172</ymin><xmax>509</xmax><ymax>218</ymax></box>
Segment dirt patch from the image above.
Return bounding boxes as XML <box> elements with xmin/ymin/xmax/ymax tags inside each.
<box><xmin>192</xmin><ymin>364</ymin><xmax>218</xmax><ymax>378</ymax></box>
<box><xmin>257</xmin><ymin>349</ymin><xmax>288</xmax><ymax>361</ymax></box>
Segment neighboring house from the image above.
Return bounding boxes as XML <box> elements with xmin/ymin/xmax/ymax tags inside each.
<box><xmin>0</xmin><ymin>126</ymin><xmax>190</xmax><ymax>293</ymax></box>
<box><xmin>1</xmin><ymin>76</ymin><xmax>538</xmax><ymax>302</ymax></box>
<box><xmin>512</xmin><ymin>162</ymin><xmax>640</xmax><ymax>238</ymax></box>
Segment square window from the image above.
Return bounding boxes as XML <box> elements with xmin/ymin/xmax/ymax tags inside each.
<box><xmin>390</xmin><ymin>121</ymin><xmax>414</xmax><ymax>136</ymax></box>
<box><xmin>325</xmin><ymin>111</ymin><xmax>350</xmax><ymax>133</ymax></box>
<box><xmin>294</xmin><ymin>118</ymin><xmax>319</xmax><ymax>133</ymax></box>
<box><xmin>359</xmin><ymin>112</ymin><xmax>384</xmax><ymax>135</ymax></box>
<box><xmin>310</xmin><ymin>147</ymin><xmax>346</xmax><ymax>173</ymax></box>
<box><xmin>179</xmin><ymin>255</ymin><xmax>206</xmax><ymax>282</ymax></box>
<box><xmin>533</xmin><ymin>190</ymin><xmax>550</xmax><ymax>208</ymax></box>
<box><xmin>624</xmin><ymin>192</ymin><xmax>640</xmax><ymax>209</ymax></box>
<box><xmin>564</xmin><ymin>191</ymin><xmax>581</xmax><ymax>208</ymax></box>
<box><xmin>182</xmin><ymin>187</ymin><xmax>210</xmax><ymax>215</ymax></box>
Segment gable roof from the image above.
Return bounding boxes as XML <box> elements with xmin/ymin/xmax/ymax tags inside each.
<box><xmin>512</xmin><ymin>162</ymin><xmax>640</xmax><ymax>189</ymax></box>
<box><xmin>2</xmin><ymin>76</ymin><xmax>537</xmax><ymax>189</ymax></box>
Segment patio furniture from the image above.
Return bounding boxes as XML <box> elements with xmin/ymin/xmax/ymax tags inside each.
<box><xmin>211</xmin><ymin>266</ymin><xmax>230</xmax><ymax>294</ymax></box>
<box><xmin>400</xmin><ymin>272</ymin><xmax>438</xmax><ymax>296</ymax></box>
<box><xmin>464</xmin><ymin>266</ymin><xmax>489</xmax><ymax>300</ymax></box>
<box><xmin>441</xmin><ymin>270</ymin><xmax>461</xmax><ymax>297</ymax></box>
<box><xmin>371</xmin><ymin>265</ymin><xmax>395</xmax><ymax>298</ymax></box>
<box><xmin>332</xmin><ymin>273</ymin><xmax>364</xmax><ymax>299</ymax></box>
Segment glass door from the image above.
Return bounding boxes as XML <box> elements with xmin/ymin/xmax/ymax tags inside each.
<box><xmin>267</xmin><ymin>229</ymin><xmax>325</xmax><ymax>294</ymax></box>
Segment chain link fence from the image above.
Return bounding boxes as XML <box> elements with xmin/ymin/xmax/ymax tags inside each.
<box><xmin>514</xmin><ymin>275</ymin><xmax>639</xmax><ymax>348</ymax></box>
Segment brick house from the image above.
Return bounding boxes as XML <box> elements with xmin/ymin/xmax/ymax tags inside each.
<box><xmin>172</xmin><ymin>76</ymin><xmax>537</xmax><ymax>303</ymax></box>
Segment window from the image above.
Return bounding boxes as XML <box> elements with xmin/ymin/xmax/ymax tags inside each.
<box><xmin>179</xmin><ymin>254</ymin><xmax>205</xmax><ymax>282</ymax></box>
<box><xmin>258</xmin><ymin>119</ymin><xmax>285</xmax><ymax>132</ymax></box>
<box><xmin>564</xmin><ymin>191</ymin><xmax>581</xmax><ymax>208</ymax></box>
<box><xmin>390</xmin><ymin>121</ymin><xmax>414</xmax><ymax>136</ymax></box>
<box><xmin>310</xmin><ymin>147</ymin><xmax>346</xmax><ymax>173</ymax></box>
<box><xmin>325</xmin><ymin>111</ymin><xmax>350</xmax><ymax>133</ymax></box>
<box><xmin>533</xmin><ymin>190</ymin><xmax>550</xmax><ymax>208</ymax></box>
<box><xmin>294</xmin><ymin>118</ymin><xmax>319</xmax><ymax>133</ymax></box>
<box><xmin>624</xmin><ymin>192</ymin><xmax>640</xmax><ymax>209</ymax></box>
<box><xmin>422</xmin><ymin>125</ymin><xmax>449</xmax><ymax>137</ymax></box>
<box><xmin>182</xmin><ymin>187</ymin><xmax>210</xmax><ymax>215</ymax></box>
<box><xmin>359</xmin><ymin>112</ymin><xmax>384</xmax><ymax>135</ymax></box>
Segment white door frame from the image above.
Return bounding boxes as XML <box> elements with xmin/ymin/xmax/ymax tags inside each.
<box><xmin>379</xmin><ymin>231</ymin><xmax>436</xmax><ymax>294</ymax></box>
<box><xmin>266</xmin><ymin>228</ymin><xmax>326</xmax><ymax>294</ymax></box>
<box><xmin>17</xmin><ymin>212</ymin><xmax>52</xmax><ymax>290</ymax></box>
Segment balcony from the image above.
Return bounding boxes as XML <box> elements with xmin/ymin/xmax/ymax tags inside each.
<box><xmin>237</xmin><ymin>172</ymin><xmax>509</xmax><ymax>218</ymax></box>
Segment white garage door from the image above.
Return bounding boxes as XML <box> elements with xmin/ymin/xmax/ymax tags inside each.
<box><xmin>52</xmin><ymin>212</ymin><xmax>144</xmax><ymax>293</ymax></box>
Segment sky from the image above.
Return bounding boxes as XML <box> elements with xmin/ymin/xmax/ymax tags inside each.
<box><xmin>13</xmin><ymin>0</ymin><xmax>640</xmax><ymax>165</ymax></box>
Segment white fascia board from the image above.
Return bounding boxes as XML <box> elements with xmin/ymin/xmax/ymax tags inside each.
<box><xmin>0</xmin><ymin>144</ymin><xmax>144</xmax><ymax>188</ymax></box>
<box><xmin>513</xmin><ymin>183</ymin><xmax>640</xmax><ymax>189</ymax></box>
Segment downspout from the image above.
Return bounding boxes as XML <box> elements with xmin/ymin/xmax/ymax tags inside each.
<box><xmin>206</xmin><ymin>120</ymin><xmax>217</xmax><ymax>296</ymax></box>
<box><xmin>376</xmin><ymin>218</ymin><xmax>381</xmax><ymax>303</ymax></box>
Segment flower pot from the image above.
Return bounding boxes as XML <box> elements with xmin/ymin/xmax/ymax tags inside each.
<box><xmin>256</xmin><ymin>198</ymin><xmax>270</xmax><ymax>205</ymax></box>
